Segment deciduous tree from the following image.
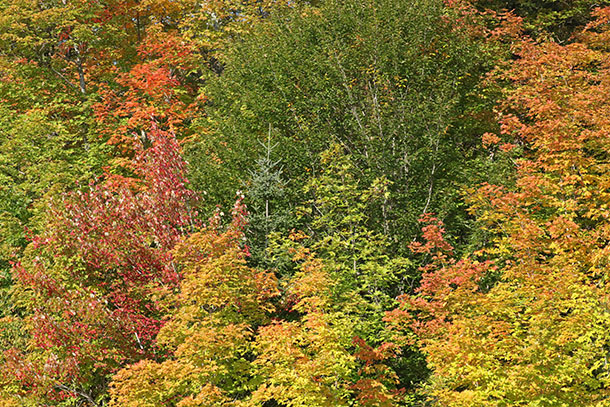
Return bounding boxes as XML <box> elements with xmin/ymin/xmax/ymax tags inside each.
<box><xmin>388</xmin><ymin>8</ymin><xmax>610</xmax><ymax>405</ymax></box>
<box><xmin>3</xmin><ymin>126</ymin><xmax>199</xmax><ymax>405</ymax></box>
<box><xmin>109</xmin><ymin>198</ymin><xmax>278</xmax><ymax>407</ymax></box>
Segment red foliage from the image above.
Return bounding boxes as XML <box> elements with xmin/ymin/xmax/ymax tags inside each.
<box><xmin>8</xmin><ymin>125</ymin><xmax>201</xmax><ymax>398</ymax></box>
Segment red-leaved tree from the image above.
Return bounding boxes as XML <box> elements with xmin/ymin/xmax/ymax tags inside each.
<box><xmin>3</xmin><ymin>125</ymin><xmax>200</xmax><ymax>405</ymax></box>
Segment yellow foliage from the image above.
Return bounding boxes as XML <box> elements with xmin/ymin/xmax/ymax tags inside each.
<box><xmin>110</xmin><ymin>204</ymin><xmax>278</xmax><ymax>406</ymax></box>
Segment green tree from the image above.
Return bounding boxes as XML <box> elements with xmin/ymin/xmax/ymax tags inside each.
<box><xmin>267</xmin><ymin>146</ymin><xmax>427</xmax><ymax>400</ymax></box>
<box><xmin>244</xmin><ymin>127</ymin><xmax>293</xmax><ymax>267</ymax></box>
<box><xmin>190</xmin><ymin>0</ymin><xmax>497</xmax><ymax>254</ymax></box>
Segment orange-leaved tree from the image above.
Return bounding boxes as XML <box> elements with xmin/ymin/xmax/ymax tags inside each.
<box><xmin>387</xmin><ymin>7</ymin><xmax>610</xmax><ymax>406</ymax></box>
<box><xmin>94</xmin><ymin>0</ymin><xmax>292</xmax><ymax>156</ymax></box>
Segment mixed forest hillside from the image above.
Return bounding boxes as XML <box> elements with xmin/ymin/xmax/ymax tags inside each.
<box><xmin>1</xmin><ymin>0</ymin><xmax>610</xmax><ymax>405</ymax></box>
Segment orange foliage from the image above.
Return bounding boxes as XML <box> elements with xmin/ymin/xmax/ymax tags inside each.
<box><xmin>387</xmin><ymin>7</ymin><xmax>610</xmax><ymax>405</ymax></box>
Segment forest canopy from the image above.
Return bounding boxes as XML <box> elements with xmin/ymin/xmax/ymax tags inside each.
<box><xmin>1</xmin><ymin>0</ymin><xmax>610</xmax><ymax>406</ymax></box>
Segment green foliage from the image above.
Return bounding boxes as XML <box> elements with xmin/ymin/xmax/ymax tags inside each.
<box><xmin>0</xmin><ymin>102</ymin><xmax>108</xmax><ymax>328</ymax></box>
<box><xmin>267</xmin><ymin>146</ymin><xmax>426</xmax><ymax>400</ymax></box>
<box><xmin>244</xmin><ymin>128</ymin><xmax>293</xmax><ymax>267</ymax></box>
<box><xmin>251</xmin><ymin>245</ymin><xmax>370</xmax><ymax>407</ymax></box>
<box><xmin>300</xmin><ymin>146</ymin><xmax>408</xmax><ymax>315</ymax></box>
<box><xmin>189</xmin><ymin>0</ymin><xmax>496</xmax><ymax>253</ymax></box>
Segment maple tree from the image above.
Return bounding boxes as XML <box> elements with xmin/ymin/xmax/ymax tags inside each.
<box><xmin>475</xmin><ymin>0</ymin><xmax>610</xmax><ymax>40</ymax></box>
<box><xmin>252</xmin><ymin>147</ymin><xmax>417</xmax><ymax>405</ymax></box>
<box><xmin>253</xmin><ymin>236</ymin><xmax>405</xmax><ymax>407</ymax></box>
<box><xmin>109</xmin><ymin>197</ymin><xmax>278</xmax><ymax>406</ymax></box>
<box><xmin>387</xmin><ymin>7</ymin><xmax>610</xmax><ymax>405</ymax></box>
<box><xmin>94</xmin><ymin>0</ymin><xmax>293</xmax><ymax>155</ymax></box>
<box><xmin>296</xmin><ymin>146</ymin><xmax>409</xmax><ymax>334</ymax></box>
<box><xmin>1</xmin><ymin>126</ymin><xmax>199</xmax><ymax>405</ymax></box>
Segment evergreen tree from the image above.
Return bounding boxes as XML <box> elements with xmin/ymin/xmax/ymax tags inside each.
<box><xmin>245</xmin><ymin>126</ymin><xmax>292</xmax><ymax>267</ymax></box>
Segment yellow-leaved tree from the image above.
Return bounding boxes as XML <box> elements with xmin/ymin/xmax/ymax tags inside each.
<box><xmin>109</xmin><ymin>198</ymin><xmax>278</xmax><ymax>407</ymax></box>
